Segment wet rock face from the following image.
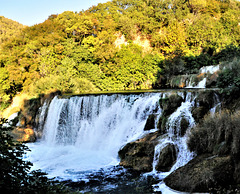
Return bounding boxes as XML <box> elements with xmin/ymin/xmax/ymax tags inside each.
<box><xmin>119</xmin><ymin>141</ymin><xmax>155</xmax><ymax>172</ymax></box>
<box><xmin>157</xmin><ymin>94</ymin><xmax>184</xmax><ymax>134</ymax></box>
<box><xmin>19</xmin><ymin>90</ymin><xmax>62</xmax><ymax>129</ymax></box>
<box><xmin>143</xmin><ymin>114</ymin><xmax>156</xmax><ymax>131</ymax></box>
<box><xmin>159</xmin><ymin>94</ymin><xmax>183</xmax><ymax>116</ymax></box>
<box><xmin>118</xmin><ymin>132</ymin><xmax>160</xmax><ymax>172</ymax></box>
<box><xmin>191</xmin><ymin>106</ymin><xmax>208</xmax><ymax>123</ymax></box>
<box><xmin>157</xmin><ymin>115</ymin><xmax>168</xmax><ymax>135</ymax></box>
<box><xmin>156</xmin><ymin>143</ymin><xmax>177</xmax><ymax>172</ymax></box>
<box><xmin>195</xmin><ymin>90</ymin><xmax>215</xmax><ymax>109</ymax></box>
<box><xmin>164</xmin><ymin>155</ymin><xmax>234</xmax><ymax>193</ymax></box>
<box><xmin>180</xmin><ymin>117</ymin><xmax>189</xmax><ymax>136</ymax></box>
<box><xmin>19</xmin><ymin>98</ymin><xmax>41</xmax><ymax>127</ymax></box>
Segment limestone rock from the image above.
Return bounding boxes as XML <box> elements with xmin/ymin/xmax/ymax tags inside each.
<box><xmin>157</xmin><ymin>115</ymin><xmax>168</xmax><ymax>135</ymax></box>
<box><xmin>195</xmin><ymin>91</ymin><xmax>215</xmax><ymax>109</ymax></box>
<box><xmin>164</xmin><ymin>155</ymin><xmax>234</xmax><ymax>193</ymax></box>
<box><xmin>180</xmin><ymin>117</ymin><xmax>189</xmax><ymax>136</ymax></box>
<box><xmin>159</xmin><ymin>94</ymin><xmax>183</xmax><ymax>116</ymax></box>
<box><xmin>191</xmin><ymin>106</ymin><xmax>208</xmax><ymax>123</ymax></box>
<box><xmin>143</xmin><ymin>114</ymin><xmax>156</xmax><ymax>131</ymax></box>
<box><xmin>118</xmin><ymin>132</ymin><xmax>160</xmax><ymax>172</ymax></box>
<box><xmin>156</xmin><ymin>143</ymin><xmax>177</xmax><ymax>172</ymax></box>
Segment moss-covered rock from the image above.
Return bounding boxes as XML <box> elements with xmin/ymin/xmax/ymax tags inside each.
<box><xmin>195</xmin><ymin>90</ymin><xmax>215</xmax><ymax>109</ymax></box>
<box><xmin>118</xmin><ymin>132</ymin><xmax>160</xmax><ymax>172</ymax></box>
<box><xmin>156</xmin><ymin>143</ymin><xmax>177</xmax><ymax>172</ymax></box>
<box><xmin>180</xmin><ymin>117</ymin><xmax>189</xmax><ymax>136</ymax></box>
<box><xmin>164</xmin><ymin>155</ymin><xmax>234</xmax><ymax>193</ymax></box>
<box><xmin>157</xmin><ymin>94</ymin><xmax>184</xmax><ymax>134</ymax></box>
<box><xmin>157</xmin><ymin>114</ymin><xmax>168</xmax><ymax>135</ymax></box>
<box><xmin>19</xmin><ymin>98</ymin><xmax>41</xmax><ymax>127</ymax></box>
<box><xmin>159</xmin><ymin>94</ymin><xmax>183</xmax><ymax>116</ymax></box>
<box><xmin>18</xmin><ymin>90</ymin><xmax>62</xmax><ymax>129</ymax></box>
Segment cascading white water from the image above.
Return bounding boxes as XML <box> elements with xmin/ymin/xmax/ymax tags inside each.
<box><xmin>26</xmin><ymin>93</ymin><xmax>162</xmax><ymax>180</ymax></box>
<box><xmin>150</xmin><ymin>92</ymin><xmax>196</xmax><ymax>193</ymax></box>
<box><xmin>185</xmin><ymin>77</ymin><xmax>207</xmax><ymax>88</ymax></box>
<box><xmin>210</xmin><ymin>92</ymin><xmax>221</xmax><ymax>116</ymax></box>
<box><xmin>25</xmin><ymin>90</ymin><xmax>219</xmax><ymax>193</ymax></box>
<box><xmin>185</xmin><ymin>65</ymin><xmax>220</xmax><ymax>89</ymax></box>
<box><xmin>200</xmin><ymin>65</ymin><xmax>220</xmax><ymax>74</ymax></box>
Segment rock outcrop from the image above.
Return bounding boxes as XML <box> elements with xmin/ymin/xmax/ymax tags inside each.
<box><xmin>155</xmin><ymin>143</ymin><xmax>177</xmax><ymax>172</ymax></box>
<box><xmin>11</xmin><ymin>127</ymin><xmax>36</xmax><ymax>142</ymax></box>
<box><xmin>118</xmin><ymin>132</ymin><xmax>160</xmax><ymax>172</ymax></box>
<box><xmin>164</xmin><ymin>155</ymin><xmax>234</xmax><ymax>193</ymax></box>
<box><xmin>143</xmin><ymin>114</ymin><xmax>156</xmax><ymax>131</ymax></box>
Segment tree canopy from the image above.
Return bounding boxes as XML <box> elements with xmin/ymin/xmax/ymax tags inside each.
<box><xmin>0</xmin><ymin>0</ymin><xmax>240</xmax><ymax>102</ymax></box>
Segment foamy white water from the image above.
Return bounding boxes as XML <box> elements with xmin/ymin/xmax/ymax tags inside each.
<box><xmin>26</xmin><ymin>93</ymin><xmax>162</xmax><ymax>180</ymax></box>
<box><xmin>24</xmin><ymin>90</ymin><xmax>218</xmax><ymax>193</ymax></box>
<box><xmin>200</xmin><ymin>65</ymin><xmax>220</xmax><ymax>74</ymax></box>
<box><xmin>185</xmin><ymin>65</ymin><xmax>219</xmax><ymax>89</ymax></box>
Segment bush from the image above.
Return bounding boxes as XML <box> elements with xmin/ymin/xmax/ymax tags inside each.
<box><xmin>0</xmin><ymin>118</ymin><xmax>70</xmax><ymax>193</ymax></box>
<box><xmin>188</xmin><ymin>110</ymin><xmax>240</xmax><ymax>158</ymax></box>
<box><xmin>217</xmin><ymin>58</ymin><xmax>240</xmax><ymax>97</ymax></box>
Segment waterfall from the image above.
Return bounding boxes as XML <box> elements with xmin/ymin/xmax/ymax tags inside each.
<box><xmin>210</xmin><ymin>92</ymin><xmax>221</xmax><ymax>116</ymax></box>
<box><xmin>146</xmin><ymin>92</ymin><xmax>196</xmax><ymax>193</ymax></box>
<box><xmin>185</xmin><ymin>65</ymin><xmax>220</xmax><ymax>89</ymax></box>
<box><xmin>200</xmin><ymin>65</ymin><xmax>220</xmax><ymax>74</ymax></box>
<box><xmin>25</xmin><ymin>90</ymin><xmax>219</xmax><ymax>193</ymax></box>
<box><xmin>26</xmin><ymin>93</ymin><xmax>162</xmax><ymax>180</ymax></box>
<box><xmin>185</xmin><ymin>77</ymin><xmax>207</xmax><ymax>88</ymax></box>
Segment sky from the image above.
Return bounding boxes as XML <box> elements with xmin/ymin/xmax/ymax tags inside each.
<box><xmin>0</xmin><ymin>0</ymin><xmax>110</xmax><ymax>26</ymax></box>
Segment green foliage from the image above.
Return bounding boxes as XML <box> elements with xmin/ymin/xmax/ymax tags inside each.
<box><xmin>0</xmin><ymin>16</ymin><xmax>25</xmax><ymax>44</ymax></box>
<box><xmin>0</xmin><ymin>68</ymin><xmax>11</xmax><ymax>102</ymax></box>
<box><xmin>217</xmin><ymin>57</ymin><xmax>240</xmax><ymax>96</ymax></box>
<box><xmin>0</xmin><ymin>118</ymin><xmax>70</xmax><ymax>193</ymax></box>
<box><xmin>0</xmin><ymin>0</ymin><xmax>240</xmax><ymax>98</ymax></box>
<box><xmin>188</xmin><ymin>110</ymin><xmax>240</xmax><ymax>161</ymax></box>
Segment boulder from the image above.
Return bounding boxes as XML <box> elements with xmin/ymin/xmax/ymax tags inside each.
<box><xmin>119</xmin><ymin>142</ymin><xmax>155</xmax><ymax>172</ymax></box>
<box><xmin>119</xmin><ymin>132</ymin><xmax>160</xmax><ymax>172</ymax></box>
<box><xmin>143</xmin><ymin>114</ymin><xmax>156</xmax><ymax>131</ymax></box>
<box><xmin>195</xmin><ymin>91</ymin><xmax>215</xmax><ymax>109</ymax></box>
<box><xmin>159</xmin><ymin>94</ymin><xmax>183</xmax><ymax>116</ymax></box>
<box><xmin>180</xmin><ymin>117</ymin><xmax>189</xmax><ymax>136</ymax></box>
<box><xmin>156</xmin><ymin>143</ymin><xmax>177</xmax><ymax>172</ymax></box>
<box><xmin>164</xmin><ymin>155</ymin><xmax>234</xmax><ymax>193</ymax></box>
<box><xmin>191</xmin><ymin>106</ymin><xmax>208</xmax><ymax>123</ymax></box>
<box><xmin>157</xmin><ymin>114</ymin><xmax>168</xmax><ymax>135</ymax></box>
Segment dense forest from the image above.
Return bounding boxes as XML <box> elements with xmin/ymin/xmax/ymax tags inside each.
<box><xmin>0</xmin><ymin>0</ymin><xmax>240</xmax><ymax>105</ymax></box>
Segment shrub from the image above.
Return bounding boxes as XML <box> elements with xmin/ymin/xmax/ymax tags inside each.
<box><xmin>187</xmin><ymin>110</ymin><xmax>239</xmax><ymax>156</ymax></box>
<box><xmin>0</xmin><ymin>118</ymin><xmax>70</xmax><ymax>193</ymax></box>
<box><xmin>217</xmin><ymin>57</ymin><xmax>240</xmax><ymax>97</ymax></box>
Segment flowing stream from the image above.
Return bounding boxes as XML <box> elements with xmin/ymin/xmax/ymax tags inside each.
<box><xmin>25</xmin><ymin>90</ymin><xmax>216</xmax><ymax>193</ymax></box>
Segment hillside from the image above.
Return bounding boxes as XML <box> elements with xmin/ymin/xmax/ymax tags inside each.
<box><xmin>0</xmin><ymin>0</ymin><xmax>240</xmax><ymax>105</ymax></box>
<box><xmin>0</xmin><ymin>16</ymin><xmax>25</xmax><ymax>45</ymax></box>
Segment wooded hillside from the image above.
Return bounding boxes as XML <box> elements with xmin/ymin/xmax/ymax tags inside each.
<box><xmin>0</xmin><ymin>0</ymin><xmax>240</xmax><ymax>103</ymax></box>
<box><xmin>0</xmin><ymin>16</ymin><xmax>25</xmax><ymax>45</ymax></box>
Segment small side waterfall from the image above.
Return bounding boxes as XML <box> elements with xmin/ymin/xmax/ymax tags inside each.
<box><xmin>146</xmin><ymin>92</ymin><xmax>196</xmax><ymax>193</ymax></box>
